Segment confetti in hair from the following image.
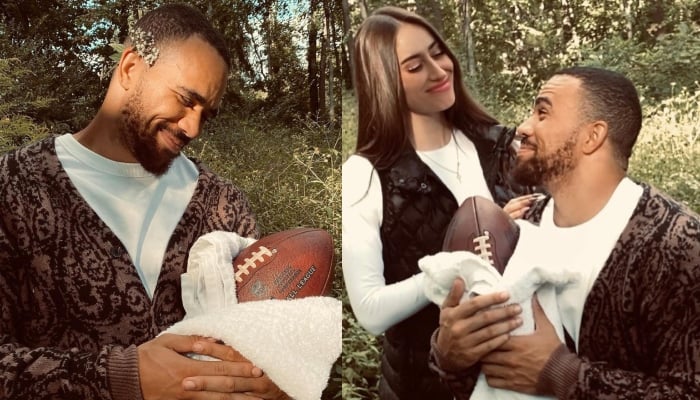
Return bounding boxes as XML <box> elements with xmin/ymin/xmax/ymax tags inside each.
<box><xmin>130</xmin><ymin>27</ymin><xmax>159</xmax><ymax>66</ymax></box>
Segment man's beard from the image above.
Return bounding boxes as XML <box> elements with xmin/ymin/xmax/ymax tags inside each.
<box><xmin>512</xmin><ymin>132</ymin><xmax>578</xmax><ymax>188</ymax></box>
<box><xmin>119</xmin><ymin>92</ymin><xmax>190</xmax><ymax>176</ymax></box>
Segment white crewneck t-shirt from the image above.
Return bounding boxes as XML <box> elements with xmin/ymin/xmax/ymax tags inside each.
<box><xmin>55</xmin><ymin>133</ymin><xmax>199</xmax><ymax>298</ymax></box>
<box><xmin>342</xmin><ymin>130</ymin><xmax>493</xmax><ymax>335</ymax></box>
<box><xmin>538</xmin><ymin>177</ymin><xmax>643</xmax><ymax>347</ymax></box>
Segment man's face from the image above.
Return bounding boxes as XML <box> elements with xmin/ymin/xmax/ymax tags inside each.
<box><xmin>512</xmin><ymin>75</ymin><xmax>586</xmax><ymax>187</ymax></box>
<box><xmin>119</xmin><ymin>36</ymin><xmax>228</xmax><ymax>176</ymax></box>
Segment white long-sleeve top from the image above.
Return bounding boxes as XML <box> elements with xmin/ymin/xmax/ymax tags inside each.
<box><xmin>342</xmin><ymin>131</ymin><xmax>492</xmax><ymax>335</ymax></box>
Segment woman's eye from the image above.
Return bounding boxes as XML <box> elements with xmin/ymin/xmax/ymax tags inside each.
<box><xmin>407</xmin><ymin>63</ymin><xmax>422</xmax><ymax>73</ymax></box>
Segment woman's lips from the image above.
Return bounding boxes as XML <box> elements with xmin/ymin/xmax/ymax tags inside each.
<box><xmin>428</xmin><ymin>78</ymin><xmax>452</xmax><ymax>93</ymax></box>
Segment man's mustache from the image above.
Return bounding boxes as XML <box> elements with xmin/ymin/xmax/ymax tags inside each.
<box><xmin>157</xmin><ymin>123</ymin><xmax>191</xmax><ymax>147</ymax></box>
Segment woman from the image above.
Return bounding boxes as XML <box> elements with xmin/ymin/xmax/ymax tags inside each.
<box><xmin>342</xmin><ymin>6</ymin><xmax>537</xmax><ymax>400</ymax></box>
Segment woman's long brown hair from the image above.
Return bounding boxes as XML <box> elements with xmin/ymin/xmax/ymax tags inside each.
<box><xmin>353</xmin><ymin>6</ymin><xmax>498</xmax><ymax>171</ymax></box>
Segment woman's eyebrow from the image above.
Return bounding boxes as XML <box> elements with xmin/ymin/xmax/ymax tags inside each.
<box><xmin>400</xmin><ymin>41</ymin><xmax>438</xmax><ymax>65</ymax></box>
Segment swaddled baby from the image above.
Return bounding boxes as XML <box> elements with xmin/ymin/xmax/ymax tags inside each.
<box><xmin>165</xmin><ymin>231</ymin><xmax>342</xmax><ymax>400</ymax></box>
<box><xmin>420</xmin><ymin>196</ymin><xmax>579</xmax><ymax>400</ymax></box>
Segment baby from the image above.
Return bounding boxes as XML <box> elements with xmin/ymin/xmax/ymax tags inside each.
<box><xmin>420</xmin><ymin>200</ymin><xmax>579</xmax><ymax>400</ymax></box>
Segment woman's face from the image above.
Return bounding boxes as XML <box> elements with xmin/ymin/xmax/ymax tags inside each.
<box><xmin>395</xmin><ymin>23</ymin><xmax>455</xmax><ymax>116</ymax></box>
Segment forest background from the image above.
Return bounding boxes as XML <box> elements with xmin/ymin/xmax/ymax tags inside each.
<box><xmin>341</xmin><ymin>0</ymin><xmax>700</xmax><ymax>398</ymax></box>
<box><xmin>1</xmin><ymin>0</ymin><xmax>343</xmax><ymax>398</ymax></box>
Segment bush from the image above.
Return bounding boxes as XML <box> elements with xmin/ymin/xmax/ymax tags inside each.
<box><xmin>0</xmin><ymin>115</ymin><xmax>51</xmax><ymax>154</ymax></box>
<box><xmin>578</xmin><ymin>23</ymin><xmax>700</xmax><ymax>102</ymax></box>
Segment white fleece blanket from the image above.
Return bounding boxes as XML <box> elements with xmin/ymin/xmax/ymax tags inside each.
<box><xmin>419</xmin><ymin>220</ymin><xmax>579</xmax><ymax>400</ymax></box>
<box><xmin>164</xmin><ymin>231</ymin><xmax>342</xmax><ymax>400</ymax></box>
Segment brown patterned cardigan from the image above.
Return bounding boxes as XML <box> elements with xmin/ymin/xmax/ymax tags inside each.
<box><xmin>0</xmin><ymin>138</ymin><xmax>259</xmax><ymax>399</ymax></box>
<box><xmin>429</xmin><ymin>184</ymin><xmax>700</xmax><ymax>399</ymax></box>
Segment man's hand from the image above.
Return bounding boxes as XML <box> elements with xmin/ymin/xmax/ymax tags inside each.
<box><xmin>183</xmin><ymin>338</ymin><xmax>291</xmax><ymax>399</ymax></box>
<box><xmin>138</xmin><ymin>333</ymin><xmax>266</xmax><ymax>400</ymax></box>
<box><xmin>481</xmin><ymin>296</ymin><xmax>561</xmax><ymax>395</ymax></box>
<box><xmin>434</xmin><ymin>278</ymin><xmax>523</xmax><ymax>371</ymax></box>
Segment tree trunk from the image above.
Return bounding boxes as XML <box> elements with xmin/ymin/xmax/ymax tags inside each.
<box><xmin>342</xmin><ymin>0</ymin><xmax>353</xmax><ymax>89</ymax></box>
<box><xmin>463</xmin><ymin>0</ymin><xmax>476</xmax><ymax>77</ymax></box>
<box><xmin>265</xmin><ymin>3</ymin><xmax>281</xmax><ymax>99</ymax></box>
<box><xmin>308</xmin><ymin>0</ymin><xmax>320</xmax><ymax>120</ymax></box>
<box><xmin>319</xmin><ymin>31</ymin><xmax>328</xmax><ymax>122</ymax></box>
<box><xmin>323</xmin><ymin>0</ymin><xmax>335</xmax><ymax>121</ymax></box>
<box><xmin>622</xmin><ymin>0</ymin><xmax>634</xmax><ymax>40</ymax></box>
<box><xmin>358</xmin><ymin>0</ymin><xmax>368</xmax><ymax>20</ymax></box>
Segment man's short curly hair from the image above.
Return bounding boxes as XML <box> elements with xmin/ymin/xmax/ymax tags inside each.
<box><xmin>554</xmin><ymin>66</ymin><xmax>642</xmax><ymax>169</ymax></box>
<box><xmin>128</xmin><ymin>3</ymin><xmax>230</xmax><ymax>69</ymax></box>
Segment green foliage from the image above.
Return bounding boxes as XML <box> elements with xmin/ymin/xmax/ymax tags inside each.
<box><xmin>578</xmin><ymin>22</ymin><xmax>700</xmax><ymax>101</ymax></box>
<box><xmin>0</xmin><ymin>2</ymin><xmax>105</xmax><ymax>129</ymax></box>
<box><xmin>628</xmin><ymin>85</ymin><xmax>700</xmax><ymax>213</ymax></box>
<box><xmin>0</xmin><ymin>115</ymin><xmax>50</xmax><ymax>155</ymax></box>
<box><xmin>0</xmin><ymin>58</ymin><xmax>58</xmax><ymax>118</ymax></box>
<box><xmin>187</xmin><ymin>116</ymin><xmax>339</xmax><ymax>234</ymax></box>
<box><xmin>342</xmin><ymin>301</ymin><xmax>381</xmax><ymax>400</ymax></box>
<box><xmin>1</xmin><ymin>0</ymin><xmax>342</xmax><ymax>130</ymax></box>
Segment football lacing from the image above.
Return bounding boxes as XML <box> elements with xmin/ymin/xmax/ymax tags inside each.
<box><xmin>235</xmin><ymin>246</ymin><xmax>273</xmax><ymax>282</ymax></box>
<box><xmin>472</xmin><ymin>231</ymin><xmax>494</xmax><ymax>265</ymax></box>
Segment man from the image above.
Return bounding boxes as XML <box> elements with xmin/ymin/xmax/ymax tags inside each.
<box><xmin>0</xmin><ymin>4</ymin><xmax>288</xmax><ymax>399</ymax></box>
<box><xmin>429</xmin><ymin>66</ymin><xmax>700</xmax><ymax>398</ymax></box>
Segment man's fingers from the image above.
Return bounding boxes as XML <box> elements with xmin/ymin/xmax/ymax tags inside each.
<box><xmin>451</xmin><ymin>291</ymin><xmax>514</xmax><ymax>320</ymax></box>
<box><xmin>481</xmin><ymin>361</ymin><xmax>512</xmax><ymax>378</ymax></box>
<box><xmin>441</xmin><ymin>278</ymin><xmax>465</xmax><ymax>309</ymax></box>
<box><xmin>182</xmin><ymin>375</ymin><xmax>265</xmax><ymax>394</ymax></box>
<box><xmin>469</xmin><ymin>314</ymin><xmax>523</xmax><ymax>340</ymax></box>
<box><xmin>193</xmin><ymin>340</ymin><xmax>251</xmax><ymax>364</ymax></box>
<box><xmin>190</xmin><ymin>359</ymin><xmax>261</xmax><ymax>379</ymax></box>
<box><xmin>156</xmin><ymin>333</ymin><xmax>206</xmax><ymax>354</ymax></box>
<box><xmin>484</xmin><ymin>375</ymin><xmax>509</xmax><ymax>390</ymax></box>
<box><xmin>470</xmin><ymin>333</ymin><xmax>511</xmax><ymax>357</ymax></box>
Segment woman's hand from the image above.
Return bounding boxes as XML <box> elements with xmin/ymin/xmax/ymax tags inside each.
<box><xmin>502</xmin><ymin>194</ymin><xmax>544</xmax><ymax>219</ymax></box>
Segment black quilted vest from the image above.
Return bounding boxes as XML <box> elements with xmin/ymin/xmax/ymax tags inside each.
<box><xmin>375</xmin><ymin>126</ymin><xmax>527</xmax><ymax>400</ymax></box>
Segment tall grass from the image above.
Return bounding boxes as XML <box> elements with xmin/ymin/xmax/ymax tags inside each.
<box><xmin>340</xmin><ymin>85</ymin><xmax>700</xmax><ymax>399</ymax></box>
<box><xmin>628</xmin><ymin>85</ymin><xmax>700</xmax><ymax>212</ymax></box>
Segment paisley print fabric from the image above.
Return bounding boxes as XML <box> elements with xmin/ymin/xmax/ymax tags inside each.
<box><xmin>0</xmin><ymin>137</ymin><xmax>258</xmax><ymax>399</ymax></box>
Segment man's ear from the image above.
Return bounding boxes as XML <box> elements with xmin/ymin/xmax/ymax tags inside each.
<box><xmin>581</xmin><ymin>121</ymin><xmax>608</xmax><ymax>155</ymax></box>
<box><xmin>116</xmin><ymin>47</ymin><xmax>143</xmax><ymax>91</ymax></box>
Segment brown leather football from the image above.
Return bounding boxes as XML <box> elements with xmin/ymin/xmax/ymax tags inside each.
<box><xmin>442</xmin><ymin>196</ymin><xmax>519</xmax><ymax>275</ymax></box>
<box><xmin>232</xmin><ymin>227</ymin><xmax>335</xmax><ymax>301</ymax></box>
